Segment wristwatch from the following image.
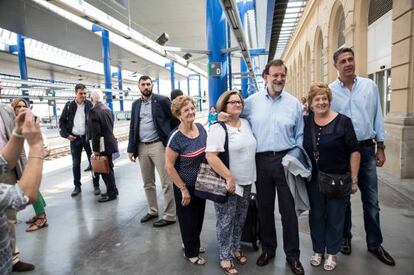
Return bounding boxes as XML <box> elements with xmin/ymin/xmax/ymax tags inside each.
<box><xmin>376</xmin><ymin>142</ymin><xmax>386</xmax><ymax>150</ymax></box>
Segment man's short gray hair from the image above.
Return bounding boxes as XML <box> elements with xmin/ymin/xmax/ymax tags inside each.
<box><xmin>91</xmin><ymin>89</ymin><xmax>103</xmax><ymax>103</ymax></box>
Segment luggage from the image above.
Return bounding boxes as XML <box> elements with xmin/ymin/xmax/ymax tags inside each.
<box><xmin>240</xmin><ymin>193</ymin><xmax>260</xmax><ymax>250</ymax></box>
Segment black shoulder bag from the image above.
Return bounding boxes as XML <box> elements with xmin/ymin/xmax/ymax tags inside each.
<box><xmin>310</xmin><ymin>115</ymin><xmax>352</xmax><ymax>198</ymax></box>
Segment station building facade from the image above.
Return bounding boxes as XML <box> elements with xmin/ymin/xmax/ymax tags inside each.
<box><xmin>281</xmin><ymin>0</ymin><xmax>414</xmax><ymax>178</ymax></box>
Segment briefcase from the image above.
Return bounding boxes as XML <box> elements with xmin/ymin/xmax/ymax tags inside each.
<box><xmin>91</xmin><ymin>155</ymin><xmax>110</xmax><ymax>174</ymax></box>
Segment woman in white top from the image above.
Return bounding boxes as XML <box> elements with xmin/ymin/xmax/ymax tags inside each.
<box><xmin>206</xmin><ymin>90</ymin><xmax>257</xmax><ymax>275</ymax></box>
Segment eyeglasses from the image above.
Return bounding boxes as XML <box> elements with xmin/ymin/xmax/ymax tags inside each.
<box><xmin>227</xmin><ymin>100</ymin><xmax>242</xmax><ymax>105</ymax></box>
<box><xmin>268</xmin><ymin>73</ymin><xmax>286</xmax><ymax>79</ymax></box>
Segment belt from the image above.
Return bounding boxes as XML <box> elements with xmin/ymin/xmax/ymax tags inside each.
<box><xmin>72</xmin><ymin>134</ymin><xmax>86</xmax><ymax>138</ymax></box>
<box><xmin>256</xmin><ymin>149</ymin><xmax>289</xmax><ymax>157</ymax></box>
<box><xmin>141</xmin><ymin>139</ymin><xmax>161</xmax><ymax>145</ymax></box>
<box><xmin>359</xmin><ymin>139</ymin><xmax>375</xmax><ymax>147</ymax></box>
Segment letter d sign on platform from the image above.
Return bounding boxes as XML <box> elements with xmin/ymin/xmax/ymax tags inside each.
<box><xmin>209</xmin><ymin>62</ymin><xmax>222</xmax><ymax>77</ymax></box>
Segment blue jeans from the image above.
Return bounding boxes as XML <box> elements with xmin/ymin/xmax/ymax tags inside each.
<box><xmin>307</xmin><ymin>181</ymin><xmax>346</xmax><ymax>255</ymax></box>
<box><xmin>70</xmin><ymin>136</ymin><xmax>99</xmax><ymax>188</ymax></box>
<box><xmin>343</xmin><ymin>145</ymin><xmax>383</xmax><ymax>249</ymax></box>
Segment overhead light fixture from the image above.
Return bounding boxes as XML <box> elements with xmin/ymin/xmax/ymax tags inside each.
<box><xmin>156</xmin><ymin>32</ymin><xmax>169</xmax><ymax>46</ymax></box>
<box><xmin>183</xmin><ymin>53</ymin><xmax>192</xmax><ymax>60</ymax></box>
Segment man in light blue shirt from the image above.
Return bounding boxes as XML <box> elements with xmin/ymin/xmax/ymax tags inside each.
<box><xmin>329</xmin><ymin>47</ymin><xmax>395</xmax><ymax>266</ymax></box>
<box><xmin>243</xmin><ymin>59</ymin><xmax>304</xmax><ymax>274</ymax></box>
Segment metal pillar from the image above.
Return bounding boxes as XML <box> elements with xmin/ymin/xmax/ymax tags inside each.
<box><xmin>197</xmin><ymin>74</ymin><xmax>202</xmax><ymax>111</ymax></box>
<box><xmin>227</xmin><ymin>23</ymin><xmax>232</xmax><ymax>90</ymax></box>
<box><xmin>156</xmin><ymin>79</ymin><xmax>160</xmax><ymax>94</ymax></box>
<box><xmin>165</xmin><ymin>62</ymin><xmax>175</xmax><ymax>91</ymax></box>
<box><xmin>178</xmin><ymin>80</ymin><xmax>181</xmax><ymax>89</ymax></box>
<box><xmin>17</xmin><ymin>34</ymin><xmax>29</xmax><ymax>101</ymax></box>
<box><xmin>92</xmin><ymin>24</ymin><xmax>113</xmax><ymax>111</ymax></box>
<box><xmin>238</xmin><ymin>1</ymin><xmax>248</xmax><ymax>97</ymax></box>
<box><xmin>117</xmin><ymin>67</ymin><xmax>124</xmax><ymax>111</ymax></box>
<box><xmin>187</xmin><ymin>77</ymin><xmax>190</xmax><ymax>96</ymax></box>
<box><xmin>206</xmin><ymin>0</ymin><xmax>227</xmax><ymax>108</ymax></box>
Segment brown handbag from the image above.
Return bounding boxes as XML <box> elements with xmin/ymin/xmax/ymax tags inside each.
<box><xmin>91</xmin><ymin>155</ymin><xmax>110</xmax><ymax>174</ymax></box>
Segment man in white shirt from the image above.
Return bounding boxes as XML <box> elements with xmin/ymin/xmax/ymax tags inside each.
<box><xmin>59</xmin><ymin>84</ymin><xmax>100</xmax><ymax>197</ymax></box>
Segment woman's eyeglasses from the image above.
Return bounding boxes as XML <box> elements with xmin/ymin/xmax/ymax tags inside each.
<box><xmin>226</xmin><ymin>100</ymin><xmax>242</xmax><ymax>105</ymax></box>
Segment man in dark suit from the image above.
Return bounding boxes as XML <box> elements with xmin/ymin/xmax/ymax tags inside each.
<box><xmin>127</xmin><ymin>75</ymin><xmax>176</xmax><ymax>227</ymax></box>
<box><xmin>88</xmin><ymin>89</ymin><xmax>119</xmax><ymax>202</ymax></box>
<box><xmin>59</xmin><ymin>84</ymin><xmax>100</xmax><ymax>197</ymax></box>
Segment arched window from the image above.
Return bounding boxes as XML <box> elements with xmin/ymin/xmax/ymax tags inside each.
<box><xmin>337</xmin><ymin>11</ymin><xmax>345</xmax><ymax>47</ymax></box>
<box><xmin>304</xmin><ymin>44</ymin><xmax>311</xmax><ymax>93</ymax></box>
<box><xmin>314</xmin><ymin>27</ymin><xmax>324</xmax><ymax>82</ymax></box>
<box><xmin>298</xmin><ymin>54</ymin><xmax>303</xmax><ymax>96</ymax></box>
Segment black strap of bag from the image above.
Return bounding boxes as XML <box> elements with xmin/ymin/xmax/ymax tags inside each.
<box><xmin>216</xmin><ymin>121</ymin><xmax>229</xmax><ymax>168</ymax></box>
<box><xmin>310</xmin><ymin>113</ymin><xmax>340</xmax><ymax>167</ymax></box>
<box><xmin>310</xmin><ymin>113</ymin><xmax>351</xmax><ymax>198</ymax></box>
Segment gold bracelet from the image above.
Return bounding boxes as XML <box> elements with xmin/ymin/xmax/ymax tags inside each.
<box><xmin>28</xmin><ymin>156</ymin><xmax>44</xmax><ymax>160</ymax></box>
<box><xmin>12</xmin><ymin>130</ymin><xmax>24</xmax><ymax>139</ymax></box>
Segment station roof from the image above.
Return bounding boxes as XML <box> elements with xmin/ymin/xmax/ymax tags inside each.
<box><xmin>0</xmin><ymin>0</ymin><xmax>305</xmax><ymax>85</ymax></box>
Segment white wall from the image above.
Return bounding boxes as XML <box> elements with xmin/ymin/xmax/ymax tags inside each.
<box><xmin>367</xmin><ymin>11</ymin><xmax>392</xmax><ymax>74</ymax></box>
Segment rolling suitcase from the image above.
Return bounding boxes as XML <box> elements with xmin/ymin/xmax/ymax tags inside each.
<box><xmin>240</xmin><ymin>192</ymin><xmax>260</xmax><ymax>250</ymax></box>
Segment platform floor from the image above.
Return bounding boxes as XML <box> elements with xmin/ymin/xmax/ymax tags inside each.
<box><xmin>13</xmin><ymin>140</ymin><xmax>414</xmax><ymax>275</ymax></box>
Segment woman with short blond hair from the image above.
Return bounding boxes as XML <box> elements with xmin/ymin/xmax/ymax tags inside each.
<box><xmin>303</xmin><ymin>83</ymin><xmax>360</xmax><ymax>271</ymax></box>
<box><xmin>165</xmin><ymin>96</ymin><xmax>207</xmax><ymax>265</ymax></box>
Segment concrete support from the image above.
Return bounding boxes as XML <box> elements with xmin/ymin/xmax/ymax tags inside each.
<box><xmin>384</xmin><ymin>0</ymin><xmax>414</xmax><ymax>178</ymax></box>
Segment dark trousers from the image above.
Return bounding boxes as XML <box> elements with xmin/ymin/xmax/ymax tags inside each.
<box><xmin>343</xmin><ymin>146</ymin><xmax>383</xmax><ymax>249</ymax></box>
<box><xmin>256</xmin><ymin>152</ymin><xmax>300</xmax><ymax>260</ymax></box>
<box><xmin>98</xmin><ymin>155</ymin><xmax>118</xmax><ymax>198</ymax></box>
<box><xmin>307</xmin><ymin>181</ymin><xmax>346</xmax><ymax>255</ymax></box>
<box><xmin>174</xmin><ymin>185</ymin><xmax>206</xmax><ymax>258</ymax></box>
<box><xmin>70</xmin><ymin>135</ymin><xmax>99</xmax><ymax>188</ymax></box>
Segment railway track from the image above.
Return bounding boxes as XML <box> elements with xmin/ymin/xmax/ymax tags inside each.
<box><xmin>46</xmin><ymin>132</ymin><xmax>129</xmax><ymax>160</ymax></box>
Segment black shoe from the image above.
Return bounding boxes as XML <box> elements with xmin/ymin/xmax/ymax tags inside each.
<box><xmin>71</xmin><ymin>186</ymin><xmax>81</xmax><ymax>197</ymax></box>
<box><xmin>94</xmin><ymin>187</ymin><xmax>101</xmax><ymax>196</ymax></box>
<box><xmin>13</xmin><ymin>261</ymin><xmax>35</xmax><ymax>272</ymax></box>
<box><xmin>84</xmin><ymin>165</ymin><xmax>92</xmax><ymax>172</ymax></box>
<box><xmin>98</xmin><ymin>195</ymin><xmax>117</xmax><ymax>203</ymax></box>
<box><xmin>286</xmin><ymin>258</ymin><xmax>304</xmax><ymax>275</ymax></box>
<box><xmin>256</xmin><ymin>253</ymin><xmax>275</xmax><ymax>266</ymax></box>
<box><xmin>153</xmin><ymin>219</ymin><xmax>176</xmax><ymax>227</ymax></box>
<box><xmin>340</xmin><ymin>238</ymin><xmax>352</xmax><ymax>255</ymax></box>
<box><xmin>368</xmin><ymin>246</ymin><xmax>395</xmax><ymax>266</ymax></box>
<box><xmin>140</xmin><ymin>213</ymin><xmax>158</xmax><ymax>223</ymax></box>
<box><xmin>101</xmin><ymin>189</ymin><xmax>119</xmax><ymax>197</ymax></box>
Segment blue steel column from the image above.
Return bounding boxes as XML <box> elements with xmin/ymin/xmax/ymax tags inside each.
<box><xmin>238</xmin><ymin>3</ymin><xmax>248</xmax><ymax>98</ymax></box>
<box><xmin>197</xmin><ymin>74</ymin><xmax>202</xmax><ymax>111</ymax></box>
<box><xmin>92</xmin><ymin>24</ymin><xmax>113</xmax><ymax>111</ymax></box>
<box><xmin>227</xmin><ymin>23</ymin><xmax>232</xmax><ymax>90</ymax></box>
<box><xmin>101</xmin><ymin>29</ymin><xmax>113</xmax><ymax>111</ymax></box>
<box><xmin>117</xmin><ymin>67</ymin><xmax>124</xmax><ymax>111</ymax></box>
<box><xmin>165</xmin><ymin>62</ymin><xmax>175</xmax><ymax>91</ymax></box>
<box><xmin>156</xmin><ymin>79</ymin><xmax>160</xmax><ymax>94</ymax></box>
<box><xmin>17</xmin><ymin>34</ymin><xmax>29</xmax><ymax>101</ymax></box>
<box><xmin>206</xmin><ymin>0</ymin><xmax>227</xmax><ymax>108</ymax></box>
<box><xmin>50</xmin><ymin>80</ymin><xmax>57</xmax><ymax>123</ymax></box>
<box><xmin>187</xmin><ymin>77</ymin><xmax>190</xmax><ymax>96</ymax></box>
